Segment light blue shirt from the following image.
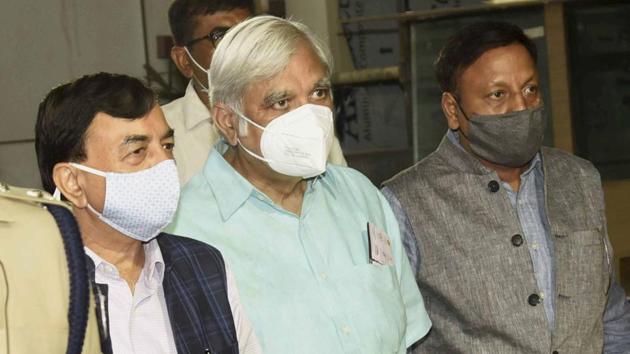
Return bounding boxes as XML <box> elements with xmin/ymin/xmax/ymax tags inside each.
<box><xmin>167</xmin><ymin>146</ymin><xmax>431</xmax><ymax>354</ymax></box>
<box><xmin>500</xmin><ymin>152</ymin><xmax>556</xmax><ymax>329</ymax></box>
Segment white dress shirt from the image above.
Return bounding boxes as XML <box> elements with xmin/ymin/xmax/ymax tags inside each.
<box><xmin>162</xmin><ymin>81</ymin><xmax>347</xmax><ymax>186</ymax></box>
<box><xmin>86</xmin><ymin>239</ymin><xmax>261</xmax><ymax>354</ymax></box>
<box><xmin>162</xmin><ymin>82</ymin><xmax>221</xmax><ymax>186</ymax></box>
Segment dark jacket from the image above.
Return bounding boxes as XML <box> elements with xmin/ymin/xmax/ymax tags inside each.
<box><xmin>384</xmin><ymin>136</ymin><xmax>612</xmax><ymax>353</ymax></box>
<box><xmin>86</xmin><ymin>233</ymin><xmax>239</xmax><ymax>354</ymax></box>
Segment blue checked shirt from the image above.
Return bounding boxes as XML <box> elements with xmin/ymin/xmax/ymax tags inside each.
<box><xmin>501</xmin><ymin>152</ymin><xmax>556</xmax><ymax>328</ymax></box>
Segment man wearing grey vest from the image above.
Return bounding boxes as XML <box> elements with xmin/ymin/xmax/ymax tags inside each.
<box><xmin>382</xmin><ymin>21</ymin><xmax>630</xmax><ymax>353</ymax></box>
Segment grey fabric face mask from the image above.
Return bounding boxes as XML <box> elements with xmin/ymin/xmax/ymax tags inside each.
<box><xmin>458</xmin><ymin>104</ymin><xmax>547</xmax><ymax>167</ymax></box>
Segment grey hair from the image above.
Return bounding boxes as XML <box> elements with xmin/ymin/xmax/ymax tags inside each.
<box><xmin>208</xmin><ymin>15</ymin><xmax>333</xmax><ymax>114</ymax></box>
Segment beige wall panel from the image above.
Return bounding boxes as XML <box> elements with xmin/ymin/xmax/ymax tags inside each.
<box><xmin>544</xmin><ymin>2</ymin><xmax>574</xmax><ymax>154</ymax></box>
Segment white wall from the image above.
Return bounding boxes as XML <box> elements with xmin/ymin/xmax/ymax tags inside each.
<box><xmin>1</xmin><ymin>0</ymin><xmax>345</xmax><ymax>187</ymax></box>
<box><xmin>143</xmin><ymin>0</ymin><xmax>176</xmax><ymax>86</ymax></box>
<box><xmin>0</xmin><ymin>0</ymin><xmax>165</xmax><ymax>188</ymax></box>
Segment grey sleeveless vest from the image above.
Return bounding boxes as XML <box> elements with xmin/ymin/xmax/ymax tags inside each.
<box><xmin>384</xmin><ymin>135</ymin><xmax>610</xmax><ymax>353</ymax></box>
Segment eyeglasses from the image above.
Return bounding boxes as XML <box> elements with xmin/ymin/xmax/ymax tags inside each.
<box><xmin>185</xmin><ymin>26</ymin><xmax>230</xmax><ymax>48</ymax></box>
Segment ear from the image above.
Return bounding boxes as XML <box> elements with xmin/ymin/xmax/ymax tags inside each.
<box><xmin>171</xmin><ymin>46</ymin><xmax>193</xmax><ymax>79</ymax></box>
<box><xmin>213</xmin><ymin>103</ymin><xmax>238</xmax><ymax>146</ymax></box>
<box><xmin>52</xmin><ymin>163</ymin><xmax>87</xmax><ymax>208</ymax></box>
<box><xmin>441</xmin><ymin>92</ymin><xmax>461</xmax><ymax>130</ymax></box>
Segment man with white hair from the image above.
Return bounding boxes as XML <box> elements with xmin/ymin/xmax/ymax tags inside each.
<box><xmin>168</xmin><ymin>15</ymin><xmax>431</xmax><ymax>354</ymax></box>
<box><xmin>163</xmin><ymin>0</ymin><xmax>347</xmax><ymax>186</ymax></box>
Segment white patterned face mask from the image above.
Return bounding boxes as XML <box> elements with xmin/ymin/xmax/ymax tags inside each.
<box><xmin>69</xmin><ymin>159</ymin><xmax>180</xmax><ymax>242</ymax></box>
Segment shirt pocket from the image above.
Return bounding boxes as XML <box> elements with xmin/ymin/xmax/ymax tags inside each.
<box><xmin>335</xmin><ymin>264</ymin><xmax>407</xmax><ymax>353</ymax></box>
<box><xmin>555</xmin><ymin>228</ymin><xmax>610</xmax><ymax>297</ymax></box>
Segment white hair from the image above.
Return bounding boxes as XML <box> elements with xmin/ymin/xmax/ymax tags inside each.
<box><xmin>208</xmin><ymin>15</ymin><xmax>333</xmax><ymax>116</ymax></box>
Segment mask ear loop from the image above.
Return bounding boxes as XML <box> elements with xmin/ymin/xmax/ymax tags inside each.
<box><xmin>453</xmin><ymin>95</ymin><xmax>472</xmax><ymax>121</ymax></box>
<box><xmin>235</xmin><ymin>110</ymin><xmax>266</xmax><ymax>131</ymax></box>
<box><xmin>184</xmin><ymin>47</ymin><xmax>210</xmax><ymax>93</ymax></box>
<box><xmin>230</xmin><ymin>108</ymin><xmax>265</xmax><ymax>162</ymax></box>
<box><xmin>53</xmin><ymin>163</ymin><xmax>107</xmax><ymax>200</ymax></box>
<box><xmin>233</xmin><ymin>110</ymin><xmax>273</xmax><ymax>164</ymax></box>
<box><xmin>452</xmin><ymin>97</ymin><xmax>475</xmax><ymax>143</ymax></box>
<box><xmin>69</xmin><ymin>163</ymin><xmax>107</xmax><ymax>177</ymax></box>
<box><xmin>236</xmin><ymin>137</ymin><xmax>270</xmax><ymax>163</ymax></box>
<box><xmin>65</xmin><ymin>163</ymin><xmax>108</xmax><ymax>217</ymax></box>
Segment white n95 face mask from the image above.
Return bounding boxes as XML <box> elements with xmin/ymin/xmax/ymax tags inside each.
<box><xmin>237</xmin><ymin>103</ymin><xmax>334</xmax><ymax>178</ymax></box>
<box><xmin>69</xmin><ymin>159</ymin><xmax>180</xmax><ymax>242</ymax></box>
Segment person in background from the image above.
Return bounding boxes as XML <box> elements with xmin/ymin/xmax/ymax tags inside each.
<box><xmin>35</xmin><ymin>73</ymin><xmax>260</xmax><ymax>354</ymax></box>
<box><xmin>164</xmin><ymin>0</ymin><xmax>347</xmax><ymax>185</ymax></box>
<box><xmin>382</xmin><ymin>21</ymin><xmax>630</xmax><ymax>353</ymax></box>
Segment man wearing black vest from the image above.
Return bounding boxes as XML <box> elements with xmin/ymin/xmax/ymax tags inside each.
<box><xmin>383</xmin><ymin>21</ymin><xmax>630</xmax><ymax>353</ymax></box>
<box><xmin>35</xmin><ymin>73</ymin><xmax>260</xmax><ymax>354</ymax></box>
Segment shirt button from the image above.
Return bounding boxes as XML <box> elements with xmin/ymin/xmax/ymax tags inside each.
<box><xmin>320</xmin><ymin>272</ymin><xmax>328</xmax><ymax>280</ymax></box>
<box><xmin>528</xmin><ymin>293</ymin><xmax>541</xmax><ymax>306</ymax></box>
<box><xmin>487</xmin><ymin>180</ymin><xmax>500</xmax><ymax>193</ymax></box>
<box><xmin>341</xmin><ymin>325</ymin><xmax>352</xmax><ymax>334</ymax></box>
<box><xmin>511</xmin><ymin>234</ymin><xmax>523</xmax><ymax>247</ymax></box>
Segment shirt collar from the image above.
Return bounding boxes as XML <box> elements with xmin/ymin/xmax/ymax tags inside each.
<box><xmin>312</xmin><ymin>166</ymin><xmax>337</xmax><ymax>192</ymax></box>
<box><xmin>84</xmin><ymin>239</ymin><xmax>165</xmax><ymax>289</ymax></box>
<box><xmin>446</xmin><ymin>129</ymin><xmax>465</xmax><ymax>152</ymax></box>
<box><xmin>521</xmin><ymin>152</ymin><xmax>543</xmax><ymax>178</ymax></box>
<box><xmin>142</xmin><ymin>239</ymin><xmax>165</xmax><ymax>287</ymax></box>
<box><xmin>202</xmin><ymin>142</ymin><xmax>337</xmax><ymax>220</ymax></box>
<box><xmin>182</xmin><ymin>81</ymin><xmax>212</xmax><ymax>131</ymax></box>
<box><xmin>445</xmin><ymin>129</ymin><xmax>542</xmax><ymax>175</ymax></box>
<box><xmin>84</xmin><ymin>246</ymin><xmax>107</xmax><ymax>271</ymax></box>
<box><xmin>203</xmin><ymin>142</ymin><xmax>255</xmax><ymax>221</ymax></box>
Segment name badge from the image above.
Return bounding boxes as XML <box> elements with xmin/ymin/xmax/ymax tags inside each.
<box><xmin>367</xmin><ymin>222</ymin><xmax>394</xmax><ymax>266</ymax></box>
